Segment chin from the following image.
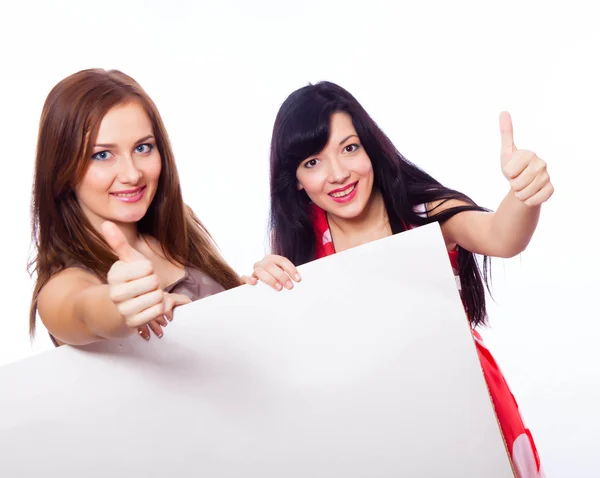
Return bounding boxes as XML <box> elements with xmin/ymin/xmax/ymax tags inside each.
<box><xmin>110</xmin><ymin>208</ymin><xmax>149</xmax><ymax>224</ymax></box>
<box><xmin>328</xmin><ymin>202</ymin><xmax>366</xmax><ymax>220</ymax></box>
<box><xmin>336</xmin><ymin>209</ymin><xmax>363</xmax><ymax>220</ymax></box>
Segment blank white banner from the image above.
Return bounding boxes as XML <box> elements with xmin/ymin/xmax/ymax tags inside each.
<box><xmin>0</xmin><ymin>223</ymin><xmax>513</xmax><ymax>477</ymax></box>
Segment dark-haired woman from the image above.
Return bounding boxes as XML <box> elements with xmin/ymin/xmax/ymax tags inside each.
<box><xmin>245</xmin><ymin>82</ymin><xmax>552</xmax><ymax>477</ymax></box>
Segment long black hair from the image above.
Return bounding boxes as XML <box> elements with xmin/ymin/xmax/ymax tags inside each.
<box><xmin>269</xmin><ymin>81</ymin><xmax>491</xmax><ymax>327</ymax></box>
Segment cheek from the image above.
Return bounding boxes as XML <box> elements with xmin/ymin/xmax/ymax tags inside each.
<box><xmin>77</xmin><ymin>164</ymin><xmax>114</xmax><ymax>195</ymax></box>
<box><xmin>144</xmin><ymin>157</ymin><xmax>162</xmax><ymax>183</ymax></box>
<box><xmin>297</xmin><ymin>170</ymin><xmax>325</xmax><ymax>195</ymax></box>
<box><xmin>356</xmin><ymin>155</ymin><xmax>374</xmax><ymax>179</ymax></box>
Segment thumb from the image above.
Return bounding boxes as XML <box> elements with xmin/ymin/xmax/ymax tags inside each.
<box><xmin>240</xmin><ymin>275</ymin><xmax>258</xmax><ymax>286</ymax></box>
<box><xmin>499</xmin><ymin>111</ymin><xmax>517</xmax><ymax>166</ymax></box>
<box><xmin>101</xmin><ymin>221</ymin><xmax>142</xmax><ymax>263</ymax></box>
<box><xmin>164</xmin><ymin>292</ymin><xmax>192</xmax><ymax>311</ymax></box>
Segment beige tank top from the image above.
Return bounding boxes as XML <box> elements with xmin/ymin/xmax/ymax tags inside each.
<box><xmin>164</xmin><ymin>266</ymin><xmax>225</xmax><ymax>300</ymax></box>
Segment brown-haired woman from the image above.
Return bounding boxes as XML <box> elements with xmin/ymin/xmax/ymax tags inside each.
<box><xmin>29</xmin><ymin>68</ymin><xmax>241</xmax><ymax>346</ymax></box>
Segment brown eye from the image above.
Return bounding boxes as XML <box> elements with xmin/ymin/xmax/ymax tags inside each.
<box><xmin>305</xmin><ymin>158</ymin><xmax>320</xmax><ymax>168</ymax></box>
<box><xmin>344</xmin><ymin>144</ymin><xmax>359</xmax><ymax>153</ymax></box>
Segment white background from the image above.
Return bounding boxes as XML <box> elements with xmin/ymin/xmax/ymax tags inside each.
<box><xmin>0</xmin><ymin>0</ymin><xmax>598</xmax><ymax>475</ymax></box>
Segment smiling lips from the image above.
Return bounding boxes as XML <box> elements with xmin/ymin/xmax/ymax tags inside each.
<box><xmin>110</xmin><ymin>186</ymin><xmax>146</xmax><ymax>203</ymax></box>
<box><xmin>328</xmin><ymin>181</ymin><xmax>358</xmax><ymax>203</ymax></box>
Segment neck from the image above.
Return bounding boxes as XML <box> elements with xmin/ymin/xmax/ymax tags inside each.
<box><xmin>80</xmin><ymin>201</ymin><xmax>144</xmax><ymax>253</ymax></box>
<box><xmin>106</xmin><ymin>220</ymin><xmax>141</xmax><ymax>249</ymax></box>
<box><xmin>123</xmin><ymin>223</ymin><xmax>142</xmax><ymax>248</ymax></box>
<box><xmin>327</xmin><ymin>189</ymin><xmax>389</xmax><ymax>237</ymax></box>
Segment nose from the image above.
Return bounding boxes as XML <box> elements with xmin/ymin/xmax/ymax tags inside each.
<box><xmin>117</xmin><ymin>155</ymin><xmax>142</xmax><ymax>185</ymax></box>
<box><xmin>327</xmin><ymin>157</ymin><xmax>350</xmax><ymax>184</ymax></box>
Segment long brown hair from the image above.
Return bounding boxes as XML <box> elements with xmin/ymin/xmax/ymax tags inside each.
<box><xmin>29</xmin><ymin>68</ymin><xmax>241</xmax><ymax>336</ymax></box>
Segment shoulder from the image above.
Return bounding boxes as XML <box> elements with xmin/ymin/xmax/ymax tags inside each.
<box><xmin>412</xmin><ymin>200</ymin><xmax>470</xmax><ymax>218</ymax></box>
<box><xmin>38</xmin><ymin>267</ymin><xmax>103</xmax><ymax>324</ymax></box>
<box><xmin>420</xmin><ymin>200</ymin><xmax>469</xmax><ymax>251</ymax></box>
<box><xmin>424</xmin><ymin>199</ymin><xmax>495</xmax><ymax>253</ymax></box>
<box><xmin>40</xmin><ymin>266</ymin><xmax>103</xmax><ymax>295</ymax></box>
<box><xmin>425</xmin><ymin>198</ymin><xmax>470</xmax><ymax>215</ymax></box>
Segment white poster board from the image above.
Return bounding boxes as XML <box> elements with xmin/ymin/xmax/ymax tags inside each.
<box><xmin>0</xmin><ymin>223</ymin><xmax>514</xmax><ymax>477</ymax></box>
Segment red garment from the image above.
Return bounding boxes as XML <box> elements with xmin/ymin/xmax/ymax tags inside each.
<box><xmin>309</xmin><ymin>204</ymin><xmax>544</xmax><ymax>478</ymax></box>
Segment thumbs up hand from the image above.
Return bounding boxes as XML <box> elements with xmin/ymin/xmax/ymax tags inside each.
<box><xmin>101</xmin><ymin>222</ymin><xmax>191</xmax><ymax>338</ymax></box>
<box><xmin>499</xmin><ymin>112</ymin><xmax>554</xmax><ymax>207</ymax></box>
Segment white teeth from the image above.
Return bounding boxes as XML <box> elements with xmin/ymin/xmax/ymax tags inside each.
<box><xmin>330</xmin><ymin>184</ymin><xmax>356</xmax><ymax>198</ymax></box>
<box><xmin>113</xmin><ymin>191</ymin><xmax>141</xmax><ymax>197</ymax></box>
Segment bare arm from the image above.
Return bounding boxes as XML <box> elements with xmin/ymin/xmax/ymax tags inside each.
<box><xmin>38</xmin><ymin>222</ymin><xmax>191</xmax><ymax>346</ymax></box>
<box><xmin>38</xmin><ymin>268</ymin><xmax>134</xmax><ymax>346</ymax></box>
<box><xmin>435</xmin><ymin>194</ymin><xmax>541</xmax><ymax>258</ymax></box>
<box><xmin>436</xmin><ymin>111</ymin><xmax>553</xmax><ymax>258</ymax></box>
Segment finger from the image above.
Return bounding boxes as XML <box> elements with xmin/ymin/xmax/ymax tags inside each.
<box><xmin>164</xmin><ymin>311</ymin><xmax>174</xmax><ymax>322</ymax></box>
<box><xmin>524</xmin><ymin>183</ymin><xmax>554</xmax><ymax>207</ymax></box>
<box><xmin>107</xmin><ymin>260</ymin><xmax>154</xmax><ymax>285</ymax></box>
<box><xmin>156</xmin><ymin>314</ymin><xmax>168</xmax><ymax>327</ymax></box>
<box><xmin>137</xmin><ymin>325</ymin><xmax>150</xmax><ymax>341</ymax></box>
<box><xmin>240</xmin><ymin>275</ymin><xmax>258</xmax><ymax>286</ymax></box>
<box><xmin>165</xmin><ymin>293</ymin><xmax>192</xmax><ymax>308</ymax></box>
<box><xmin>253</xmin><ymin>267</ymin><xmax>283</xmax><ymax>291</ymax></box>
<box><xmin>502</xmin><ymin>150</ymin><xmax>534</xmax><ymax>180</ymax></box>
<box><xmin>509</xmin><ymin>158</ymin><xmax>543</xmax><ymax>192</ymax></box>
<box><xmin>161</xmin><ymin>293</ymin><xmax>191</xmax><ymax>321</ymax></box>
<box><xmin>269</xmin><ymin>255</ymin><xmax>301</xmax><ymax>282</ymax></box>
<box><xmin>109</xmin><ymin>274</ymin><xmax>160</xmax><ymax>302</ymax></box>
<box><xmin>264</xmin><ymin>262</ymin><xmax>296</xmax><ymax>289</ymax></box>
<box><xmin>117</xmin><ymin>289</ymin><xmax>164</xmax><ymax>319</ymax></box>
<box><xmin>499</xmin><ymin>111</ymin><xmax>516</xmax><ymax>166</ymax></box>
<box><xmin>147</xmin><ymin>320</ymin><xmax>164</xmax><ymax>338</ymax></box>
<box><xmin>126</xmin><ymin>302</ymin><xmax>167</xmax><ymax>328</ymax></box>
<box><xmin>101</xmin><ymin>221</ymin><xmax>143</xmax><ymax>263</ymax></box>
<box><xmin>513</xmin><ymin>170</ymin><xmax>550</xmax><ymax>201</ymax></box>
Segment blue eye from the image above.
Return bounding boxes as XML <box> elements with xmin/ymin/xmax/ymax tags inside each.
<box><xmin>135</xmin><ymin>143</ymin><xmax>153</xmax><ymax>154</ymax></box>
<box><xmin>304</xmin><ymin>158</ymin><xmax>320</xmax><ymax>168</ymax></box>
<box><xmin>91</xmin><ymin>151</ymin><xmax>112</xmax><ymax>161</ymax></box>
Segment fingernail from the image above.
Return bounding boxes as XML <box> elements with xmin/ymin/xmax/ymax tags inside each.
<box><xmin>295</xmin><ymin>274</ymin><xmax>301</xmax><ymax>281</ymax></box>
<box><xmin>275</xmin><ymin>283</ymin><xmax>282</xmax><ymax>290</ymax></box>
<box><xmin>144</xmin><ymin>335</ymin><xmax>150</xmax><ymax>341</ymax></box>
<box><xmin>158</xmin><ymin>333</ymin><xmax>163</xmax><ymax>338</ymax></box>
<box><xmin>285</xmin><ymin>280</ymin><xmax>293</xmax><ymax>289</ymax></box>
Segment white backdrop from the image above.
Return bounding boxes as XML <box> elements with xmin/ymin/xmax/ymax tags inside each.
<box><xmin>0</xmin><ymin>0</ymin><xmax>598</xmax><ymax>476</ymax></box>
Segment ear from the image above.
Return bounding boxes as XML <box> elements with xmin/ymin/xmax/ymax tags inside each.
<box><xmin>297</xmin><ymin>181</ymin><xmax>304</xmax><ymax>191</ymax></box>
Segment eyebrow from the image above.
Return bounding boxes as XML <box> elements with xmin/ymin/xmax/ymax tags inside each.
<box><xmin>339</xmin><ymin>134</ymin><xmax>359</xmax><ymax>145</ymax></box>
<box><xmin>94</xmin><ymin>134</ymin><xmax>155</xmax><ymax>149</ymax></box>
